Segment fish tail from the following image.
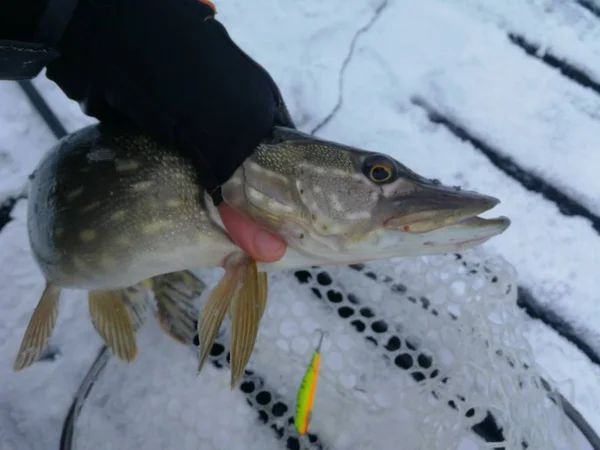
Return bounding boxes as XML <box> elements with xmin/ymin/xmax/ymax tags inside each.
<box><xmin>196</xmin><ymin>265</ymin><xmax>242</xmax><ymax>375</ymax></box>
<box><xmin>88</xmin><ymin>289</ymin><xmax>137</xmax><ymax>362</ymax></box>
<box><xmin>152</xmin><ymin>270</ymin><xmax>205</xmax><ymax>346</ymax></box>
<box><xmin>13</xmin><ymin>282</ymin><xmax>61</xmax><ymax>372</ymax></box>
<box><xmin>229</xmin><ymin>262</ymin><xmax>268</xmax><ymax>389</ymax></box>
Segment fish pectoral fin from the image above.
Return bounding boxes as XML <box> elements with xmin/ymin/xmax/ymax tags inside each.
<box><xmin>229</xmin><ymin>261</ymin><xmax>268</xmax><ymax>390</ymax></box>
<box><xmin>13</xmin><ymin>283</ymin><xmax>61</xmax><ymax>372</ymax></box>
<box><xmin>88</xmin><ymin>290</ymin><xmax>137</xmax><ymax>362</ymax></box>
<box><xmin>153</xmin><ymin>270</ymin><xmax>205</xmax><ymax>346</ymax></box>
<box><xmin>257</xmin><ymin>271</ymin><xmax>268</xmax><ymax>312</ymax></box>
<box><xmin>196</xmin><ymin>266</ymin><xmax>243</xmax><ymax>375</ymax></box>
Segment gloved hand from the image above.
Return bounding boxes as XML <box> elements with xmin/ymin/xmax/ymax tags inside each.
<box><xmin>44</xmin><ymin>0</ymin><xmax>292</xmax><ymax>262</ymax></box>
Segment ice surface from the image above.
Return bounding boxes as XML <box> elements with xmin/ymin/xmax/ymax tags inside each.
<box><xmin>415</xmin><ymin>2</ymin><xmax>600</xmax><ymax>215</ymax></box>
<box><xmin>524</xmin><ymin>319</ymin><xmax>600</xmax><ymax>435</ymax></box>
<box><xmin>1</xmin><ymin>0</ymin><xmax>600</xmax><ymax>448</ymax></box>
<box><xmin>0</xmin><ymin>84</ymin><xmax>55</xmax><ymax>202</ymax></box>
<box><xmin>453</xmin><ymin>0</ymin><xmax>600</xmax><ymax>86</ymax></box>
<box><xmin>0</xmin><ymin>201</ymin><xmax>104</xmax><ymax>449</ymax></box>
<box><xmin>214</xmin><ymin>0</ymin><xmax>385</xmax><ymax>132</ymax></box>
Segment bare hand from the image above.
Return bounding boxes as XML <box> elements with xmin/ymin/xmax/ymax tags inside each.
<box><xmin>218</xmin><ymin>203</ymin><xmax>286</xmax><ymax>262</ymax></box>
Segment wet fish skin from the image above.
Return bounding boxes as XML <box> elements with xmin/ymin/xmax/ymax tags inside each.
<box><xmin>26</xmin><ymin>124</ymin><xmax>237</xmax><ymax>291</ymax></box>
<box><xmin>15</xmin><ymin>122</ymin><xmax>510</xmax><ymax>385</ymax></box>
<box><xmin>222</xmin><ymin>127</ymin><xmax>510</xmax><ymax>271</ymax></box>
<box><xmin>26</xmin><ymin>123</ymin><xmax>509</xmax><ymax>290</ymax></box>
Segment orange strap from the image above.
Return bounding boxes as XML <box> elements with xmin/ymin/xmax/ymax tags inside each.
<box><xmin>198</xmin><ymin>0</ymin><xmax>216</xmax><ymax>13</ymax></box>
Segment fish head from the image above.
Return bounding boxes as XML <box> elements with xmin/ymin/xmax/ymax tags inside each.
<box><xmin>220</xmin><ymin>127</ymin><xmax>510</xmax><ymax>266</ymax></box>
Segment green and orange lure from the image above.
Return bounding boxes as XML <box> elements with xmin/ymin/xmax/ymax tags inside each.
<box><xmin>294</xmin><ymin>329</ymin><xmax>327</xmax><ymax>435</ymax></box>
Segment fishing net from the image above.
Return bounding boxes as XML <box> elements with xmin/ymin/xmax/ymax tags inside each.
<box><xmin>65</xmin><ymin>248</ymin><xmax>584</xmax><ymax>450</ymax></box>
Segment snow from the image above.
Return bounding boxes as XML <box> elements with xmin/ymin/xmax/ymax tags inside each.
<box><xmin>214</xmin><ymin>0</ymin><xmax>384</xmax><ymax>132</ymax></box>
<box><xmin>0</xmin><ymin>84</ymin><xmax>55</xmax><ymax>203</ymax></box>
<box><xmin>413</xmin><ymin>3</ymin><xmax>600</xmax><ymax>215</ymax></box>
<box><xmin>453</xmin><ymin>0</ymin><xmax>600</xmax><ymax>86</ymax></box>
<box><xmin>0</xmin><ymin>202</ymin><xmax>103</xmax><ymax>449</ymax></box>
<box><xmin>524</xmin><ymin>319</ymin><xmax>600</xmax><ymax>435</ymax></box>
<box><xmin>2</xmin><ymin>0</ymin><xmax>600</xmax><ymax>448</ymax></box>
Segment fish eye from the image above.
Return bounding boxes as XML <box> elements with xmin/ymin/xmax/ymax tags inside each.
<box><xmin>363</xmin><ymin>155</ymin><xmax>397</xmax><ymax>184</ymax></box>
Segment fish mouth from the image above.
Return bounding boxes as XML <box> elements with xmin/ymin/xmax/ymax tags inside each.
<box><xmin>439</xmin><ymin>215</ymin><xmax>511</xmax><ymax>245</ymax></box>
<box><xmin>384</xmin><ymin>184</ymin><xmax>510</xmax><ymax>240</ymax></box>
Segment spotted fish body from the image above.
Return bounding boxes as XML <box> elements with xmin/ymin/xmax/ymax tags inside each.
<box><xmin>28</xmin><ymin>123</ymin><xmax>510</xmax><ymax>289</ymax></box>
<box><xmin>17</xmin><ymin>122</ymin><xmax>510</xmax><ymax>386</ymax></box>
<box><xmin>28</xmin><ymin>125</ymin><xmax>238</xmax><ymax>291</ymax></box>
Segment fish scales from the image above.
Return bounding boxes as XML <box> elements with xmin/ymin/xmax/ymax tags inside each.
<box><xmin>28</xmin><ymin>124</ymin><xmax>235</xmax><ymax>291</ymax></box>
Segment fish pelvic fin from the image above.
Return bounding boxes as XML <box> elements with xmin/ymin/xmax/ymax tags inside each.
<box><xmin>196</xmin><ymin>265</ymin><xmax>243</xmax><ymax>375</ymax></box>
<box><xmin>120</xmin><ymin>283</ymin><xmax>154</xmax><ymax>333</ymax></box>
<box><xmin>229</xmin><ymin>261</ymin><xmax>268</xmax><ymax>390</ymax></box>
<box><xmin>152</xmin><ymin>270</ymin><xmax>205</xmax><ymax>346</ymax></box>
<box><xmin>13</xmin><ymin>282</ymin><xmax>61</xmax><ymax>372</ymax></box>
<box><xmin>88</xmin><ymin>290</ymin><xmax>137</xmax><ymax>362</ymax></box>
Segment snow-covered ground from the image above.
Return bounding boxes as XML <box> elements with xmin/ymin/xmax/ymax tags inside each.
<box><xmin>1</xmin><ymin>0</ymin><xmax>600</xmax><ymax>449</ymax></box>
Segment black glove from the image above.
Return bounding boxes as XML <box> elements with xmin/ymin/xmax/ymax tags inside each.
<box><xmin>40</xmin><ymin>0</ymin><xmax>295</xmax><ymax>203</ymax></box>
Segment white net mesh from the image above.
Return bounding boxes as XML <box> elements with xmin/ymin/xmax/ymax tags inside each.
<box><xmin>70</xmin><ymin>249</ymin><xmax>582</xmax><ymax>450</ymax></box>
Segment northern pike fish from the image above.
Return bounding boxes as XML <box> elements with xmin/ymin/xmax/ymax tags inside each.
<box><xmin>13</xmin><ymin>123</ymin><xmax>510</xmax><ymax>388</ymax></box>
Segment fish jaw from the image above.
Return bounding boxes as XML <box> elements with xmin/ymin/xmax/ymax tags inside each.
<box><xmin>381</xmin><ymin>181</ymin><xmax>502</xmax><ymax>234</ymax></box>
<box><xmin>256</xmin><ymin>216</ymin><xmax>510</xmax><ymax>272</ymax></box>
<box><xmin>344</xmin><ymin>215</ymin><xmax>510</xmax><ymax>259</ymax></box>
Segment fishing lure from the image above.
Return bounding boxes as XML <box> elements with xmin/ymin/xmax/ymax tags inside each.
<box><xmin>295</xmin><ymin>329</ymin><xmax>327</xmax><ymax>435</ymax></box>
